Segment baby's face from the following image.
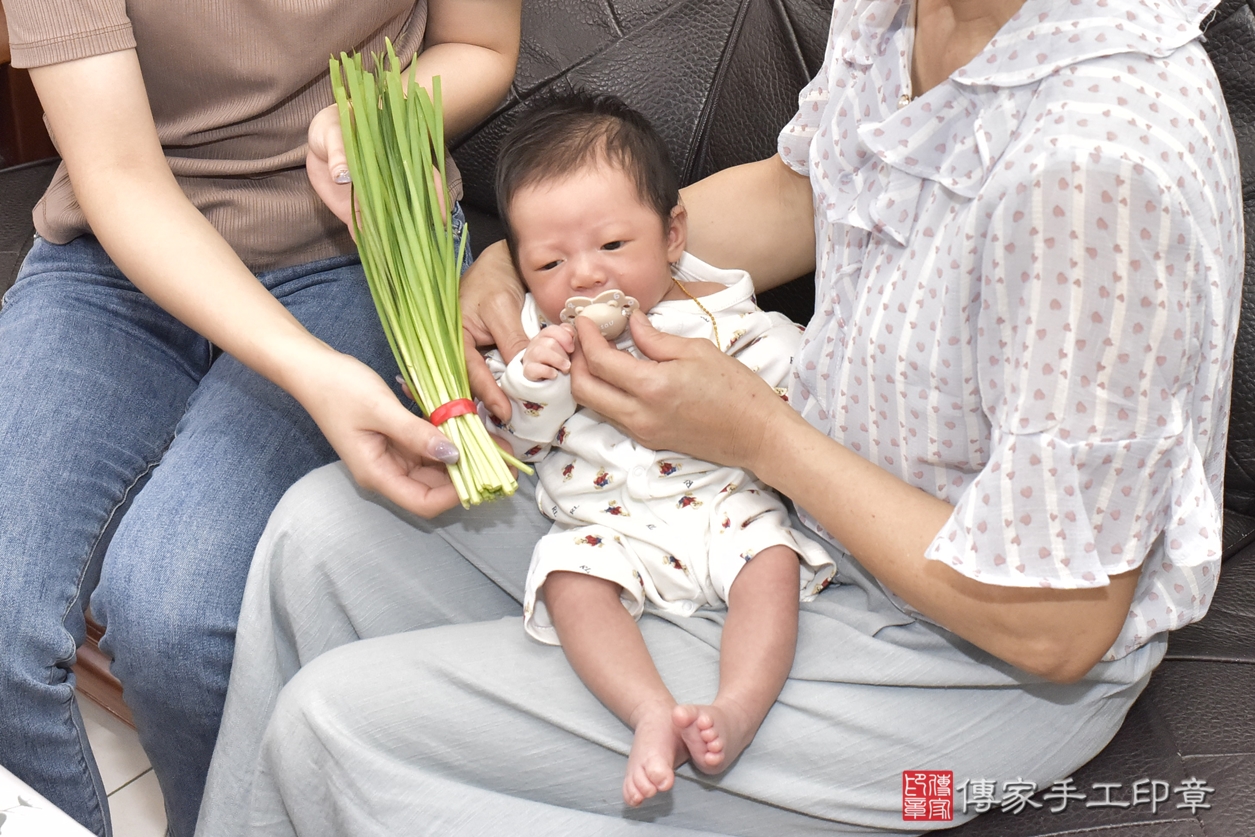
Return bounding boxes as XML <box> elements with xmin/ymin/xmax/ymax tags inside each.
<box><xmin>508</xmin><ymin>162</ymin><xmax>686</xmax><ymax>325</ymax></box>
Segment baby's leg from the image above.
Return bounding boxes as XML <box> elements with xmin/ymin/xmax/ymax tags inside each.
<box><xmin>674</xmin><ymin>545</ymin><xmax>799</xmax><ymax>773</ymax></box>
<box><xmin>543</xmin><ymin>571</ymin><xmax>684</xmax><ymax>807</ymax></box>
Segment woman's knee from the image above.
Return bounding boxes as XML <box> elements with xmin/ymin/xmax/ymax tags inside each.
<box><xmin>262</xmin><ymin>638</ymin><xmax>417</xmax><ymax>758</ymax></box>
<box><xmin>0</xmin><ymin>600</ymin><xmax>78</xmax><ymax>716</ymax></box>
<box><xmin>90</xmin><ymin>504</ymin><xmax>253</xmax><ymax>707</ymax></box>
<box><xmin>93</xmin><ymin>572</ymin><xmax>236</xmax><ymax>713</ymax></box>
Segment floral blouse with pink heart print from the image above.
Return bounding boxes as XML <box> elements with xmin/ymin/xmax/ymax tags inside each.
<box><xmin>778</xmin><ymin>0</ymin><xmax>1243</xmax><ymax>660</ymax></box>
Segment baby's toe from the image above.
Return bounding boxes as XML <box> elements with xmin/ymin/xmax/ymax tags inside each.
<box><xmin>644</xmin><ymin>758</ymin><xmax>674</xmax><ymax>792</ymax></box>
<box><xmin>624</xmin><ymin>771</ymin><xmax>651</xmax><ymax>806</ymax></box>
<box><xmin>672</xmin><ymin>704</ymin><xmax>699</xmax><ymax>729</ymax></box>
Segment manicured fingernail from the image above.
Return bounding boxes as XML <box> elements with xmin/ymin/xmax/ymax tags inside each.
<box><xmin>334</xmin><ymin>169</ymin><xmax>352</xmax><ymax>184</ymax></box>
<box><xmin>430</xmin><ymin>439</ymin><xmax>460</xmax><ymax>464</ymax></box>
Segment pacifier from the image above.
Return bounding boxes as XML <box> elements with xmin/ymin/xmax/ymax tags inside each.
<box><xmin>560</xmin><ymin>290</ymin><xmax>640</xmax><ymax>339</ymax></box>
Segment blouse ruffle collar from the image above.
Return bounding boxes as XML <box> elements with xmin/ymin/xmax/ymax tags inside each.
<box><xmin>821</xmin><ymin>0</ymin><xmax>1219</xmax><ymax>244</ymax></box>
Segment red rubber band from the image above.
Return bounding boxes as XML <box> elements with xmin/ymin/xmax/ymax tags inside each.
<box><xmin>429</xmin><ymin>398</ymin><xmax>476</xmax><ymax>426</ymax></box>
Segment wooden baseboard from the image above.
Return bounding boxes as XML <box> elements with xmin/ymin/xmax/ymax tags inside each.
<box><xmin>73</xmin><ymin>617</ymin><xmax>133</xmax><ymax>728</ymax></box>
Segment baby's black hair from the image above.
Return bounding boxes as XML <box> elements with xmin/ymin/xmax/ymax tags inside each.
<box><xmin>495</xmin><ymin>92</ymin><xmax>680</xmax><ymax>261</ymax></box>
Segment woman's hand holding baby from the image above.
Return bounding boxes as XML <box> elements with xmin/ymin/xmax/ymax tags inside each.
<box><xmin>460</xmin><ymin>240</ymin><xmax>529</xmax><ymax>421</ymax></box>
<box><xmin>570</xmin><ymin>313</ymin><xmax>793</xmax><ymax>473</ymax></box>
<box><xmin>522</xmin><ymin>324</ymin><xmax>576</xmax><ymax>381</ymax></box>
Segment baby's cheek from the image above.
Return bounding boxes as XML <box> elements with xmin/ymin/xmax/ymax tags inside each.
<box><xmin>527</xmin><ymin>282</ymin><xmax>567</xmax><ymax>327</ymax></box>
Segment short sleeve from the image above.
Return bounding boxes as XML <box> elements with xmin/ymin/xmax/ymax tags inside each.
<box><xmin>926</xmin><ymin>143</ymin><xmax>1223</xmax><ymax>600</ymax></box>
<box><xmin>3</xmin><ymin>0</ymin><xmax>135</xmax><ymax>69</ymax></box>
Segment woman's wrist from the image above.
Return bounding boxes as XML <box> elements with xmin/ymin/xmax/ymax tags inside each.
<box><xmin>746</xmin><ymin>403</ymin><xmax>832</xmax><ymax>492</ymax></box>
<box><xmin>266</xmin><ymin>330</ymin><xmax>357</xmax><ymax>407</ymax></box>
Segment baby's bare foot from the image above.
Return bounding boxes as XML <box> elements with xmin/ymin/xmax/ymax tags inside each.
<box><xmin>672</xmin><ymin>700</ymin><xmax>757</xmax><ymax>774</ymax></box>
<box><xmin>624</xmin><ymin>702</ymin><xmax>686</xmax><ymax>807</ymax></box>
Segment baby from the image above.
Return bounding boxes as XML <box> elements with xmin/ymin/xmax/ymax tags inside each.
<box><xmin>485</xmin><ymin>93</ymin><xmax>835</xmax><ymax>807</ymax></box>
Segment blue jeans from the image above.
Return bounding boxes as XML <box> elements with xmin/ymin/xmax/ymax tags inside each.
<box><xmin>0</xmin><ymin>216</ymin><xmax>467</xmax><ymax>837</ymax></box>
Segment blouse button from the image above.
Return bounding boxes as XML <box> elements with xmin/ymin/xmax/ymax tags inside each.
<box><xmin>898</xmin><ymin>93</ymin><xmax>912</xmax><ymax>109</ymax></box>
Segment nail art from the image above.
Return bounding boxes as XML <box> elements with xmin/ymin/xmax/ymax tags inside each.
<box><xmin>334</xmin><ymin>169</ymin><xmax>352</xmax><ymax>184</ymax></box>
<box><xmin>430</xmin><ymin>439</ymin><xmax>460</xmax><ymax>465</ymax></box>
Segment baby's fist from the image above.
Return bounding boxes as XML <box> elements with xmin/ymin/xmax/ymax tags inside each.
<box><xmin>522</xmin><ymin>324</ymin><xmax>576</xmax><ymax>381</ymax></box>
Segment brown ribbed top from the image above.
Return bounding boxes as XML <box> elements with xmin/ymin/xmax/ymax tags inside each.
<box><xmin>4</xmin><ymin>0</ymin><xmax>462</xmax><ymax>272</ymax></box>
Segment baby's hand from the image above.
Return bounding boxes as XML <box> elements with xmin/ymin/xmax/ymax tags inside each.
<box><xmin>522</xmin><ymin>324</ymin><xmax>576</xmax><ymax>381</ymax></box>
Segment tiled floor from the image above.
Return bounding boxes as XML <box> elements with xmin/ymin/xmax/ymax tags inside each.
<box><xmin>78</xmin><ymin>696</ymin><xmax>167</xmax><ymax>837</ymax></box>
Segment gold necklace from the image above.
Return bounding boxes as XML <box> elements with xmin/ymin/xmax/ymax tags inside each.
<box><xmin>670</xmin><ymin>277</ymin><xmax>720</xmax><ymax>348</ymax></box>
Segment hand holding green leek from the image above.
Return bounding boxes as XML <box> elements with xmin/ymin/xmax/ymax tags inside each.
<box><xmin>331</xmin><ymin>43</ymin><xmax>530</xmax><ymax>507</ymax></box>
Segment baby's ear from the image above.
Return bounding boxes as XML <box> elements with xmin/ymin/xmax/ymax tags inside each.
<box><xmin>665</xmin><ymin>202</ymin><xmax>688</xmax><ymax>261</ymax></box>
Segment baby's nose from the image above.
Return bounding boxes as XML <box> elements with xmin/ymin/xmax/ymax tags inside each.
<box><xmin>570</xmin><ymin>261</ymin><xmax>608</xmax><ymax>291</ymax></box>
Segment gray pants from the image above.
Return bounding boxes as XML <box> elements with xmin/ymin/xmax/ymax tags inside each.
<box><xmin>196</xmin><ymin>463</ymin><xmax>1164</xmax><ymax>837</ymax></box>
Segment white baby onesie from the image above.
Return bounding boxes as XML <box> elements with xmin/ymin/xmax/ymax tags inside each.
<box><xmin>485</xmin><ymin>253</ymin><xmax>836</xmax><ymax>644</ymax></box>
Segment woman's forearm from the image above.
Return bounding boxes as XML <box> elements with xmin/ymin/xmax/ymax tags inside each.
<box><xmin>31</xmin><ymin>52</ymin><xmax>337</xmax><ymax>401</ymax></box>
<box><xmin>419</xmin><ymin>0</ymin><xmax>521</xmax><ymax>137</ymax></box>
<box><xmin>407</xmin><ymin>41</ymin><xmax>517</xmax><ymax>138</ymax></box>
<box><xmin>679</xmin><ymin>155</ymin><xmax>816</xmax><ymax>292</ymax></box>
<box><xmin>80</xmin><ymin>170</ymin><xmax>335</xmax><ymax>394</ymax></box>
<box><xmin>751</xmin><ymin>406</ymin><xmax>1138</xmax><ymax>683</ymax></box>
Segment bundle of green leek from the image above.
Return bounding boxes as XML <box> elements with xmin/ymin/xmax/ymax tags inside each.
<box><xmin>331</xmin><ymin>44</ymin><xmax>529</xmax><ymax>507</ymax></box>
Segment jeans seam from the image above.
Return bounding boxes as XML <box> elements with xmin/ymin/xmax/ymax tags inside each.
<box><xmin>60</xmin><ymin>440</ymin><xmax>171</xmax><ymax>637</ymax></box>
<box><xmin>57</xmin><ymin>437</ymin><xmax>171</xmax><ymax>837</ymax></box>
<box><xmin>68</xmin><ymin>696</ymin><xmax>112</xmax><ymax>837</ymax></box>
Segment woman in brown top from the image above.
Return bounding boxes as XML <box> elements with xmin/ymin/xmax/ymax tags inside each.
<box><xmin>0</xmin><ymin>1</ymin><xmax>519</xmax><ymax>835</ymax></box>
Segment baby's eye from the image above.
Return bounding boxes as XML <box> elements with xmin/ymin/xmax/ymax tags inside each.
<box><xmin>538</xmin><ymin>260</ymin><xmax>561</xmax><ymax>271</ymax></box>
<box><xmin>602</xmin><ymin>241</ymin><xmax>624</xmax><ymax>251</ymax></box>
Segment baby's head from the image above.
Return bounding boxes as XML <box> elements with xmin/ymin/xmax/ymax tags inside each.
<box><xmin>495</xmin><ymin>92</ymin><xmax>686</xmax><ymax>325</ymax></box>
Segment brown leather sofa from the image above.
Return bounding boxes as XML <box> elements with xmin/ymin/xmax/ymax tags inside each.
<box><xmin>2</xmin><ymin>0</ymin><xmax>1252</xmax><ymax>833</ymax></box>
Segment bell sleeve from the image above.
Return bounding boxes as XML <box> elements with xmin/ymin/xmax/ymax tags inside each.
<box><xmin>925</xmin><ymin>144</ymin><xmax>1223</xmax><ymax>618</ymax></box>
